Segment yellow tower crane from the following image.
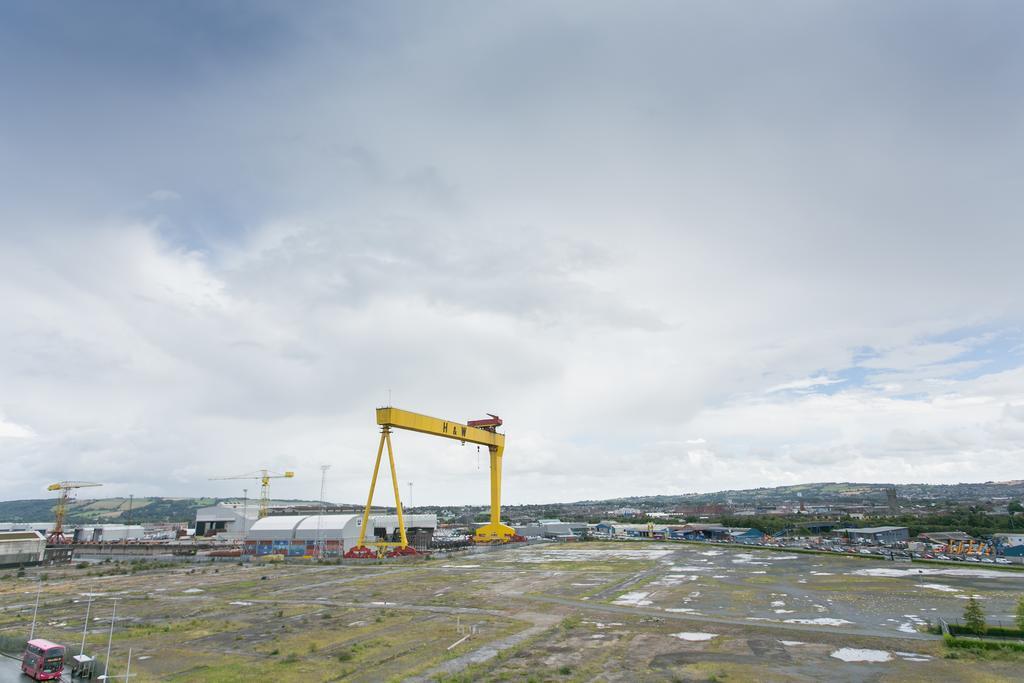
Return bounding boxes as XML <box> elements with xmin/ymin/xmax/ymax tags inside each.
<box><xmin>345</xmin><ymin>406</ymin><xmax>517</xmax><ymax>559</ymax></box>
<box><xmin>46</xmin><ymin>481</ymin><xmax>102</xmax><ymax>544</ymax></box>
<box><xmin>209</xmin><ymin>469</ymin><xmax>295</xmax><ymax>519</ymax></box>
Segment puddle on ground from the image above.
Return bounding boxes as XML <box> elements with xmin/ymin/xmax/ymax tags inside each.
<box><xmin>919</xmin><ymin>583</ymin><xmax>959</xmax><ymax>592</ymax></box>
<box><xmin>613</xmin><ymin>591</ymin><xmax>653</xmax><ymax>606</ymax></box>
<box><xmin>831</xmin><ymin>648</ymin><xmax>891</xmax><ymax>662</ymax></box>
<box><xmin>504</xmin><ymin>548</ymin><xmax>674</xmax><ymax>563</ymax></box>
<box><xmin>784</xmin><ymin>617</ymin><xmax>853</xmax><ymax>626</ymax></box>
<box><xmin>672</xmin><ymin>631</ymin><xmax>718</xmax><ymax>641</ymax></box>
<box><xmin>851</xmin><ymin>567</ymin><xmax>1012</xmax><ymax>579</ymax></box>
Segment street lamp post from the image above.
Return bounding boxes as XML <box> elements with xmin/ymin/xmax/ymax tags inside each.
<box><xmin>316</xmin><ymin>465</ymin><xmax>330</xmax><ymax>559</ymax></box>
<box><xmin>80</xmin><ymin>595</ymin><xmax>94</xmax><ymax>655</ymax></box>
<box><xmin>242</xmin><ymin>488</ymin><xmax>248</xmax><ymax>538</ymax></box>
<box><xmin>103</xmin><ymin>598</ymin><xmax>119</xmax><ymax>680</ymax></box>
<box><xmin>29</xmin><ymin>583</ymin><xmax>41</xmax><ymax>640</ymax></box>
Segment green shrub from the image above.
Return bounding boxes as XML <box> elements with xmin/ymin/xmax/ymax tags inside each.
<box><xmin>948</xmin><ymin>624</ymin><xmax>1024</xmax><ymax>638</ymax></box>
<box><xmin>944</xmin><ymin>634</ymin><xmax>1024</xmax><ymax>653</ymax></box>
<box><xmin>964</xmin><ymin>597</ymin><xmax>987</xmax><ymax>635</ymax></box>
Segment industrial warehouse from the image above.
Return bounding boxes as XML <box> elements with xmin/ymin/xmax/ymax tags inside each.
<box><xmin>242</xmin><ymin>513</ymin><xmax>437</xmax><ymax>557</ymax></box>
<box><xmin>0</xmin><ymin>531</ymin><xmax>46</xmax><ymax>568</ymax></box>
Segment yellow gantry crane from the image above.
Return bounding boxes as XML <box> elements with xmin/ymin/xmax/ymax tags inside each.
<box><xmin>346</xmin><ymin>406</ymin><xmax>517</xmax><ymax>559</ymax></box>
<box><xmin>210</xmin><ymin>469</ymin><xmax>295</xmax><ymax>519</ymax></box>
<box><xmin>47</xmin><ymin>481</ymin><xmax>102</xmax><ymax>544</ymax></box>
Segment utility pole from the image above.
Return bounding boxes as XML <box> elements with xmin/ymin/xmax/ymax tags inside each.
<box><xmin>316</xmin><ymin>465</ymin><xmax>330</xmax><ymax>558</ymax></box>
<box><xmin>29</xmin><ymin>583</ymin><xmax>41</xmax><ymax>640</ymax></box>
<box><xmin>127</xmin><ymin>494</ymin><xmax>133</xmax><ymax>526</ymax></box>
<box><xmin>103</xmin><ymin>598</ymin><xmax>120</xmax><ymax>680</ymax></box>
<box><xmin>80</xmin><ymin>595</ymin><xmax>94</xmax><ymax>655</ymax></box>
<box><xmin>241</xmin><ymin>488</ymin><xmax>248</xmax><ymax>538</ymax></box>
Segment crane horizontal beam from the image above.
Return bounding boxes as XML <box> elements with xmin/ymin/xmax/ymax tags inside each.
<box><xmin>209</xmin><ymin>471</ymin><xmax>294</xmax><ymax>481</ymax></box>
<box><xmin>48</xmin><ymin>481</ymin><xmax>102</xmax><ymax>491</ymax></box>
<box><xmin>376</xmin><ymin>407</ymin><xmax>504</xmax><ymax>448</ymax></box>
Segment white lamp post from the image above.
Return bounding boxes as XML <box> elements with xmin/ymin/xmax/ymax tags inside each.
<box><xmin>102</xmin><ymin>598</ymin><xmax>119</xmax><ymax>679</ymax></box>
<box><xmin>316</xmin><ymin>465</ymin><xmax>330</xmax><ymax>558</ymax></box>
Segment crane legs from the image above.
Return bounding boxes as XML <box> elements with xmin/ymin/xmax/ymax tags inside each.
<box><xmin>473</xmin><ymin>445</ymin><xmax>517</xmax><ymax>543</ymax></box>
<box><xmin>347</xmin><ymin>421</ymin><xmax>518</xmax><ymax>559</ymax></box>
<box><xmin>47</xmin><ymin>491</ymin><xmax>70</xmax><ymax>544</ymax></box>
<box><xmin>348</xmin><ymin>427</ymin><xmax>413</xmax><ymax>558</ymax></box>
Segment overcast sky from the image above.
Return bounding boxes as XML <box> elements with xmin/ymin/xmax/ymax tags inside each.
<box><xmin>2</xmin><ymin>2</ymin><xmax>1023</xmax><ymax>507</ymax></box>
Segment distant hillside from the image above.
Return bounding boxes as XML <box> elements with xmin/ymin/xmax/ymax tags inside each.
<box><xmin>570</xmin><ymin>480</ymin><xmax>1024</xmax><ymax>507</ymax></box>
<box><xmin>0</xmin><ymin>496</ymin><xmax>324</xmax><ymax>524</ymax></box>
<box><xmin>3</xmin><ymin>480</ymin><xmax>1023</xmax><ymax>524</ymax></box>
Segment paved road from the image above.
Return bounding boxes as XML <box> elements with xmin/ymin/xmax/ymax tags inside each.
<box><xmin>0</xmin><ymin>654</ymin><xmax>26</xmax><ymax>682</ymax></box>
<box><xmin>0</xmin><ymin>653</ymin><xmax>68</xmax><ymax>682</ymax></box>
<box><xmin>247</xmin><ymin>597</ymin><xmax>505</xmax><ymax>616</ymax></box>
<box><xmin>404</xmin><ymin>611</ymin><xmax>562</xmax><ymax>683</ymax></box>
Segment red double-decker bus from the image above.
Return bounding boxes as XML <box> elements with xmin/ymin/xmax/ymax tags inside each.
<box><xmin>21</xmin><ymin>638</ymin><xmax>65</xmax><ymax>681</ymax></box>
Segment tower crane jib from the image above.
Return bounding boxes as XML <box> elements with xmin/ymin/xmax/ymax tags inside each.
<box><xmin>47</xmin><ymin>481</ymin><xmax>103</xmax><ymax>544</ymax></box>
<box><xmin>209</xmin><ymin>469</ymin><xmax>295</xmax><ymax>519</ymax></box>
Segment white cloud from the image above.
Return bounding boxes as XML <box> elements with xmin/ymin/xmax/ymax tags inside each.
<box><xmin>0</xmin><ymin>5</ymin><xmax>1023</xmax><ymax>502</ymax></box>
<box><xmin>0</xmin><ymin>415</ymin><xmax>34</xmax><ymax>439</ymax></box>
<box><xmin>766</xmin><ymin>376</ymin><xmax>846</xmax><ymax>393</ymax></box>
<box><xmin>677</xmin><ymin>368</ymin><xmax>1024</xmax><ymax>488</ymax></box>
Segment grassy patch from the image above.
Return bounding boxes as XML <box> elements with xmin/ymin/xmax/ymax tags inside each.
<box><xmin>114</xmin><ymin>617</ymin><xmax>230</xmax><ymax>641</ymax></box>
<box><xmin>944</xmin><ymin>634</ymin><xmax>1024</xmax><ymax>656</ymax></box>
<box><xmin>937</xmin><ymin>624</ymin><xmax>1024</xmax><ymax>639</ymax></box>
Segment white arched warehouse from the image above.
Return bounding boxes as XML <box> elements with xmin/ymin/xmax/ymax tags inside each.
<box><xmin>243</xmin><ymin>513</ymin><xmax>436</xmax><ymax>557</ymax></box>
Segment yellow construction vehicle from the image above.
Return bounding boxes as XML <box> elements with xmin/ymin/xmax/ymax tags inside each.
<box><xmin>210</xmin><ymin>469</ymin><xmax>295</xmax><ymax>519</ymax></box>
<box><xmin>345</xmin><ymin>406</ymin><xmax>518</xmax><ymax>559</ymax></box>
<box><xmin>46</xmin><ymin>481</ymin><xmax>102</xmax><ymax>544</ymax></box>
